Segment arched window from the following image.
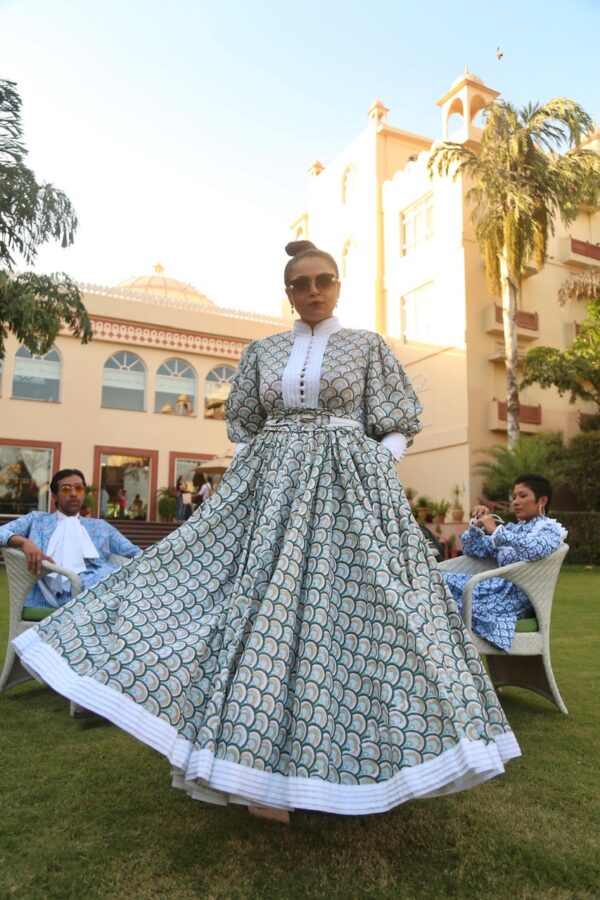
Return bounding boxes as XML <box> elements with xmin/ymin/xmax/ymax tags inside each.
<box><xmin>102</xmin><ymin>351</ymin><xmax>146</xmax><ymax>411</ymax></box>
<box><xmin>154</xmin><ymin>358</ymin><xmax>197</xmax><ymax>415</ymax></box>
<box><xmin>470</xmin><ymin>95</ymin><xmax>486</xmax><ymax>129</ymax></box>
<box><xmin>204</xmin><ymin>365</ymin><xmax>236</xmax><ymax>419</ymax></box>
<box><xmin>341</xmin><ymin>165</ymin><xmax>356</xmax><ymax>204</ymax></box>
<box><xmin>446</xmin><ymin>97</ymin><xmax>464</xmax><ymax>136</ymax></box>
<box><xmin>12</xmin><ymin>346</ymin><xmax>62</xmax><ymax>402</ymax></box>
<box><xmin>341</xmin><ymin>237</ymin><xmax>357</xmax><ymax>278</ymax></box>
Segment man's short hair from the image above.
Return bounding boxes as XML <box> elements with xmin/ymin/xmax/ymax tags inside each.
<box><xmin>50</xmin><ymin>469</ymin><xmax>87</xmax><ymax>495</ymax></box>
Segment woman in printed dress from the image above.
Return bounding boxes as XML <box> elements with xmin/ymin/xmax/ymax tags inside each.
<box><xmin>14</xmin><ymin>241</ymin><xmax>520</xmax><ymax>822</ymax></box>
<box><xmin>443</xmin><ymin>474</ymin><xmax>567</xmax><ymax>652</ymax></box>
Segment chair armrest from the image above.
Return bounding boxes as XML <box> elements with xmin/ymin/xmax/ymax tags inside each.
<box><xmin>461</xmin><ymin>545</ymin><xmax>568</xmax><ymax>632</ymax></box>
<box><xmin>439</xmin><ymin>556</ymin><xmax>499</xmax><ymax>575</ymax></box>
<box><xmin>461</xmin><ymin>559</ymin><xmax>529</xmax><ymax>631</ymax></box>
<box><xmin>40</xmin><ymin>559</ymin><xmax>83</xmax><ymax>595</ymax></box>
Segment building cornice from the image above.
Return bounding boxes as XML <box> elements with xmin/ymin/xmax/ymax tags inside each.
<box><xmin>60</xmin><ymin>315</ymin><xmax>250</xmax><ymax>359</ymax></box>
<box><xmin>78</xmin><ymin>282</ymin><xmax>284</xmax><ymax>326</ymax></box>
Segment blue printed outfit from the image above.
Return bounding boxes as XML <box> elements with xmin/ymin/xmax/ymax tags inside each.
<box><xmin>443</xmin><ymin>517</ymin><xmax>566</xmax><ymax>652</ymax></box>
<box><xmin>0</xmin><ymin>512</ymin><xmax>141</xmax><ymax>608</ymax></box>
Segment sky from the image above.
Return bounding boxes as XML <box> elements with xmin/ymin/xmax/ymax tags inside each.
<box><xmin>1</xmin><ymin>0</ymin><xmax>599</xmax><ymax>316</ymax></box>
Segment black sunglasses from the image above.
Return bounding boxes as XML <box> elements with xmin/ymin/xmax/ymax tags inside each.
<box><xmin>287</xmin><ymin>273</ymin><xmax>339</xmax><ymax>296</ymax></box>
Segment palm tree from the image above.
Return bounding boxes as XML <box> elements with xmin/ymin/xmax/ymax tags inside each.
<box><xmin>428</xmin><ymin>98</ymin><xmax>600</xmax><ymax>449</ymax></box>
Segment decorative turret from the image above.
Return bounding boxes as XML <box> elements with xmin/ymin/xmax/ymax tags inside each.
<box><xmin>308</xmin><ymin>159</ymin><xmax>325</xmax><ymax>177</ymax></box>
<box><xmin>367</xmin><ymin>98</ymin><xmax>389</xmax><ymax>129</ymax></box>
<box><xmin>436</xmin><ymin>67</ymin><xmax>499</xmax><ymax>143</ymax></box>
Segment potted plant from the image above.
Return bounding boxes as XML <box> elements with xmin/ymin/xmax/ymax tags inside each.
<box><xmin>435</xmin><ymin>498</ymin><xmax>451</xmax><ymax>524</ymax></box>
<box><xmin>157</xmin><ymin>487</ymin><xmax>177</xmax><ymax>523</ymax></box>
<box><xmin>446</xmin><ymin>533</ymin><xmax>461</xmax><ymax>558</ymax></box>
<box><xmin>450</xmin><ymin>484</ymin><xmax>464</xmax><ymax>523</ymax></box>
<box><xmin>415</xmin><ymin>495</ymin><xmax>430</xmax><ymax>523</ymax></box>
<box><xmin>404</xmin><ymin>486</ymin><xmax>417</xmax><ymax>510</ymax></box>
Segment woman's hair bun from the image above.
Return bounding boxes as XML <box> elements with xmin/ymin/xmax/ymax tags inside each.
<box><xmin>285</xmin><ymin>240</ymin><xmax>316</xmax><ymax>257</ymax></box>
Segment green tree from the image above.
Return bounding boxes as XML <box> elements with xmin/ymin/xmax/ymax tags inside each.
<box><xmin>521</xmin><ymin>296</ymin><xmax>600</xmax><ymax>417</ymax></box>
<box><xmin>474</xmin><ymin>433</ymin><xmax>567</xmax><ymax>501</ymax></box>
<box><xmin>0</xmin><ymin>79</ymin><xmax>92</xmax><ymax>358</ymax></box>
<box><xmin>428</xmin><ymin>98</ymin><xmax>600</xmax><ymax>449</ymax></box>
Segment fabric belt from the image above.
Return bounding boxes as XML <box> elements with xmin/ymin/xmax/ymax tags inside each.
<box><xmin>264</xmin><ymin>410</ymin><xmax>362</xmax><ymax>430</ymax></box>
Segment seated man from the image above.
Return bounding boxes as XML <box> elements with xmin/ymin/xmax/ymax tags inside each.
<box><xmin>0</xmin><ymin>468</ymin><xmax>141</xmax><ymax>610</ymax></box>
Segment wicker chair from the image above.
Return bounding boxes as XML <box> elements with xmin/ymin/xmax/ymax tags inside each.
<box><xmin>439</xmin><ymin>543</ymin><xmax>569</xmax><ymax>714</ymax></box>
<box><xmin>0</xmin><ymin>546</ymin><xmax>128</xmax><ymax>693</ymax></box>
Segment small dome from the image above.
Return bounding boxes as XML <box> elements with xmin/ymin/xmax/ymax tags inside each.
<box><xmin>117</xmin><ymin>264</ymin><xmax>214</xmax><ymax>308</ymax></box>
<box><xmin>451</xmin><ymin>68</ymin><xmax>483</xmax><ymax>89</ymax></box>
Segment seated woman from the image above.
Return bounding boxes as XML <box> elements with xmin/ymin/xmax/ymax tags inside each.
<box><xmin>443</xmin><ymin>473</ymin><xmax>567</xmax><ymax>652</ymax></box>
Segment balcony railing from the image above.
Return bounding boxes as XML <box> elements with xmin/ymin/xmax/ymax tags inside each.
<box><xmin>494</xmin><ymin>305</ymin><xmax>539</xmax><ymax>330</ymax></box>
<box><xmin>497</xmin><ymin>402</ymin><xmax>542</xmax><ymax>425</ymax></box>
<box><xmin>488</xmin><ymin>341</ymin><xmax>526</xmax><ymax>363</ymax></box>
<box><xmin>561</xmin><ymin>236</ymin><xmax>600</xmax><ymax>267</ymax></box>
<box><xmin>484</xmin><ymin>305</ymin><xmax>539</xmax><ymax>340</ymax></box>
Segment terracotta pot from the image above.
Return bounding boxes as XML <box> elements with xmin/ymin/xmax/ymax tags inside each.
<box><xmin>451</xmin><ymin>505</ymin><xmax>464</xmax><ymax>522</ymax></box>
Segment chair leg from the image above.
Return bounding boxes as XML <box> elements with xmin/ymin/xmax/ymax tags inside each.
<box><xmin>0</xmin><ymin>644</ymin><xmax>33</xmax><ymax>693</ymax></box>
<box><xmin>486</xmin><ymin>654</ymin><xmax>568</xmax><ymax>715</ymax></box>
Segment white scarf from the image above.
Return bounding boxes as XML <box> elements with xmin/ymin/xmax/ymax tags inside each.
<box><xmin>39</xmin><ymin>512</ymin><xmax>100</xmax><ymax>607</ymax></box>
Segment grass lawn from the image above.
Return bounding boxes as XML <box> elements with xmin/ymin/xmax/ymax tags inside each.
<box><xmin>1</xmin><ymin>565</ymin><xmax>599</xmax><ymax>900</ymax></box>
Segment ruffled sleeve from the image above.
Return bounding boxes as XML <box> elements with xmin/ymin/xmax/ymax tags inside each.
<box><xmin>365</xmin><ymin>334</ymin><xmax>422</xmax><ymax>448</ymax></box>
<box><xmin>225</xmin><ymin>341</ymin><xmax>267</xmax><ymax>444</ymax></box>
<box><xmin>491</xmin><ymin>518</ymin><xmax>565</xmax><ymax>561</ymax></box>
<box><xmin>461</xmin><ymin>523</ymin><xmax>496</xmax><ymax>558</ymax></box>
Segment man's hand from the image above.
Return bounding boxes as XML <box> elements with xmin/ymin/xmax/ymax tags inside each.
<box><xmin>7</xmin><ymin>536</ymin><xmax>55</xmax><ymax>575</ymax></box>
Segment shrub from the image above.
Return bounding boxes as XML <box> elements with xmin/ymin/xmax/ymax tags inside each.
<box><xmin>563</xmin><ymin>431</ymin><xmax>600</xmax><ymax>511</ymax></box>
<box><xmin>557</xmin><ymin>512</ymin><xmax>600</xmax><ymax>564</ymax></box>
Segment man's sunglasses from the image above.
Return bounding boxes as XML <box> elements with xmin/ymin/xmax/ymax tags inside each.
<box><xmin>57</xmin><ymin>484</ymin><xmax>85</xmax><ymax>496</ymax></box>
<box><xmin>287</xmin><ymin>273</ymin><xmax>339</xmax><ymax>297</ymax></box>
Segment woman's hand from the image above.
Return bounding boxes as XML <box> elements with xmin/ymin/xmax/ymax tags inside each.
<box><xmin>470</xmin><ymin>505</ymin><xmax>498</xmax><ymax>534</ymax></box>
<box><xmin>477</xmin><ymin>515</ymin><xmax>498</xmax><ymax>534</ymax></box>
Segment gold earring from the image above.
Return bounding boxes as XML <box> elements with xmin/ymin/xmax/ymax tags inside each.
<box><xmin>538</xmin><ymin>504</ymin><xmax>546</xmax><ymax>517</ymax></box>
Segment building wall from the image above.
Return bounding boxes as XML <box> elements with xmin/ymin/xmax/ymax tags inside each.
<box><xmin>1</xmin><ymin>284</ymin><xmax>284</xmax><ymax>518</ymax></box>
<box><xmin>295</xmin><ymin>77</ymin><xmax>599</xmax><ymax>512</ymax></box>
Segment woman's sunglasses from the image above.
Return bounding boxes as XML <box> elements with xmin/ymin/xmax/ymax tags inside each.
<box><xmin>287</xmin><ymin>273</ymin><xmax>339</xmax><ymax>297</ymax></box>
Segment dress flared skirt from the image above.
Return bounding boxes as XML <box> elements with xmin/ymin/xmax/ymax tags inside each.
<box><xmin>14</xmin><ymin>423</ymin><xmax>520</xmax><ymax>814</ymax></box>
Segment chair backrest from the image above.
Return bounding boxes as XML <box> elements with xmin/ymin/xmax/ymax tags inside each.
<box><xmin>508</xmin><ymin>544</ymin><xmax>569</xmax><ymax>620</ymax></box>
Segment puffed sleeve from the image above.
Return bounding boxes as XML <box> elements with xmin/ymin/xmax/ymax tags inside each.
<box><xmin>226</xmin><ymin>341</ymin><xmax>268</xmax><ymax>444</ymax></box>
<box><xmin>491</xmin><ymin>518</ymin><xmax>564</xmax><ymax>561</ymax></box>
<box><xmin>365</xmin><ymin>334</ymin><xmax>422</xmax><ymax>450</ymax></box>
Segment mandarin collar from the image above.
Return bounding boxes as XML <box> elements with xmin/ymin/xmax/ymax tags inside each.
<box><xmin>292</xmin><ymin>316</ymin><xmax>342</xmax><ymax>337</ymax></box>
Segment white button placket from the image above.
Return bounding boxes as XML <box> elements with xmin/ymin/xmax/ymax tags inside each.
<box><xmin>282</xmin><ymin>317</ymin><xmax>342</xmax><ymax>409</ymax></box>
<box><xmin>299</xmin><ymin>336</ymin><xmax>314</xmax><ymax>406</ymax></box>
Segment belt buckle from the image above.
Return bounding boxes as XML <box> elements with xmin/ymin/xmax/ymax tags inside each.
<box><xmin>300</xmin><ymin>411</ymin><xmax>317</xmax><ymax>423</ymax></box>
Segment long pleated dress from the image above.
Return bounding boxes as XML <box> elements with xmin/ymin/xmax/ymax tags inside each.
<box><xmin>14</xmin><ymin>317</ymin><xmax>520</xmax><ymax>815</ymax></box>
